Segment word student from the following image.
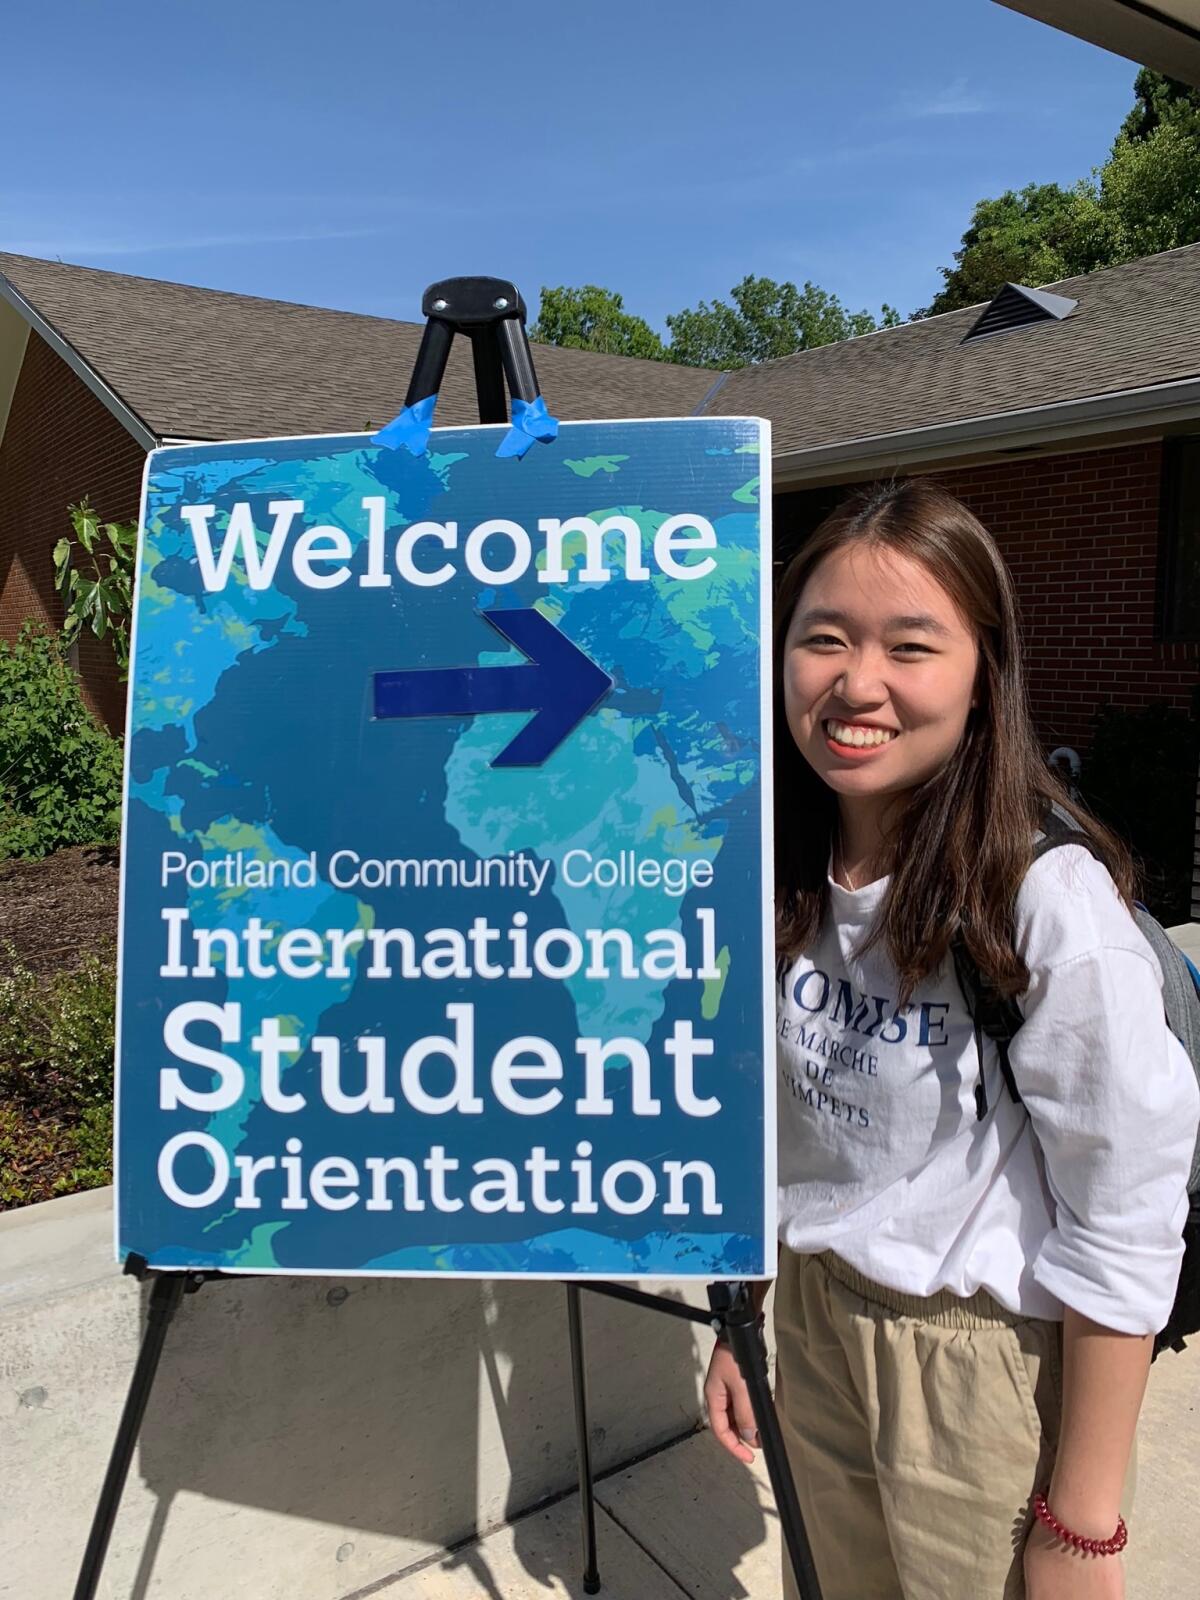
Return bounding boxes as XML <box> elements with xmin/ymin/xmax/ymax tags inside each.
<box><xmin>161</xmin><ymin>1003</ymin><xmax>719</xmax><ymax>1121</ymax></box>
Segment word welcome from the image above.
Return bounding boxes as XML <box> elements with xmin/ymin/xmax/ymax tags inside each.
<box><xmin>179</xmin><ymin>498</ymin><xmax>719</xmax><ymax>593</ymax></box>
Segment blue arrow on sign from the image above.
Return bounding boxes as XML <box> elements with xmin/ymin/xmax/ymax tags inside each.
<box><xmin>374</xmin><ymin>608</ymin><xmax>614</xmax><ymax>767</ymax></box>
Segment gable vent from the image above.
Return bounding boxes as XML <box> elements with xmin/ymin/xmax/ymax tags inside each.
<box><xmin>963</xmin><ymin>283</ymin><xmax>1077</xmax><ymax>343</ymax></box>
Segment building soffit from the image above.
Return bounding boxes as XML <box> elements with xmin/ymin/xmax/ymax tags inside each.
<box><xmin>0</xmin><ymin>270</ymin><xmax>158</xmax><ymax>452</ymax></box>
<box><xmin>0</xmin><ymin>299</ymin><xmax>31</xmax><ymax>447</ymax></box>
<box><xmin>993</xmin><ymin>2</ymin><xmax>1200</xmax><ymax>90</ymax></box>
<box><xmin>772</xmin><ymin>374</ymin><xmax>1200</xmax><ymax>489</ymax></box>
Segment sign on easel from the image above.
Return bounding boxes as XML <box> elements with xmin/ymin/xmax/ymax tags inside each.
<box><xmin>116</xmin><ymin>416</ymin><xmax>774</xmax><ymax>1279</ymax></box>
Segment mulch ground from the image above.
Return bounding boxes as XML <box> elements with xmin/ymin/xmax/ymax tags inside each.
<box><xmin>0</xmin><ymin>844</ymin><xmax>120</xmax><ymax>977</ymax></box>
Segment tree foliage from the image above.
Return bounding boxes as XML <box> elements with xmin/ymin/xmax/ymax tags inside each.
<box><xmin>534</xmin><ymin>72</ymin><xmax>1200</xmax><ymax>353</ymax></box>
<box><xmin>1118</xmin><ymin>66</ymin><xmax>1200</xmax><ymax>142</ymax></box>
<box><xmin>1099</xmin><ymin>110</ymin><xmax>1200</xmax><ymax>262</ymax></box>
<box><xmin>54</xmin><ymin>500</ymin><xmax>138</xmax><ymax>681</ymax></box>
<box><xmin>923</xmin><ymin>71</ymin><xmax>1200</xmax><ymax>315</ymax></box>
<box><xmin>533</xmin><ymin>275</ymin><xmax>898</xmax><ymax>370</ymax></box>
<box><xmin>665</xmin><ymin>276</ymin><xmax>899</xmax><ymax>370</ymax></box>
<box><xmin>530</xmin><ymin>284</ymin><xmax>666</xmax><ymax>361</ymax></box>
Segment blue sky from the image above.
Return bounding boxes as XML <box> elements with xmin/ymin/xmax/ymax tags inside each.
<box><xmin>3</xmin><ymin>0</ymin><xmax>1138</xmax><ymax>331</ymax></box>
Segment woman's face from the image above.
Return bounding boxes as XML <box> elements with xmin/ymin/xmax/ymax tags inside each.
<box><xmin>782</xmin><ymin>542</ymin><xmax>980</xmax><ymax>806</ymax></box>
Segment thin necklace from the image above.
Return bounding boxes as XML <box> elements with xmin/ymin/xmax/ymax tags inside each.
<box><xmin>834</xmin><ymin>832</ymin><xmax>880</xmax><ymax>891</ymax></box>
<box><xmin>833</xmin><ymin>835</ymin><xmax>862</xmax><ymax>891</ymax></box>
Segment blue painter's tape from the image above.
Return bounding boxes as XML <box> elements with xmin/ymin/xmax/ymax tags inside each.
<box><xmin>373</xmin><ymin>393</ymin><xmax>438</xmax><ymax>456</ymax></box>
<box><xmin>496</xmin><ymin>394</ymin><xmax>559</xmax><ymax>459</ymax></box>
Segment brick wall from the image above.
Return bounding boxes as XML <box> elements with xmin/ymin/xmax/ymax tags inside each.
<box><xmin>938</xmin><ymin>443</ymin><xmax>1198</xmax><ymax>752</ymax></box>
<box><xmin>0</xmin><ymin>331</ymin><xmax>146</xmax><ymax>731</ymax></box>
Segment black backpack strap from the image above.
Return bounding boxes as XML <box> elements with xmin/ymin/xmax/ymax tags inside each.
<box><xmin>954</xmin><ymin>805</ymin><xmax>1102</xmax><ymax>1121</ymax></box>
<box><xmin>1033</xmin><ymin>803</ymin><xmax>1103</xmax><ymax>866</ymax></box>
<box><xmin>951</xmin><ymin>933</ymin><xmax>1024</xmax><ymax>1119</ymax></box>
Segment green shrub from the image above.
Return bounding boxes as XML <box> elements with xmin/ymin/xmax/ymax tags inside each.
<box><xmin>0</xmin><ymin>950</ymin><xmax>116</xmax><ymax>1207</ymax></box>
<box><xmin>0</xmin><ymin>1102</ymin><xmax>113</xmax><ymax>1208</ymax></box>
<box><xmin>0</xmin><ymin>624</ymin><xmax>123</xmax><ymax>860</ymax></box>
<box><xmin>1078</xmin><ymin>701</ymin><xmax>1200</xmax><ymax>926</ymax></box>
<box><xmin>0</xmin><ymin>1105</ymin><xmax>76</xmax><ymax>1208</ymax></box>
<box><xmin>61</xmin><ymin>1102</ymin><xmax>114</xmax><ymax>1193</ymax></box>
<box><xmin>0</xmin><ymin>949</ymin><xmax>116</xmax><ymax>1111</ymax></box>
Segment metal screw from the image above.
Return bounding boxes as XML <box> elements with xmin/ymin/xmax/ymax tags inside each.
<box><xmin>432</xmin><ymin>298</ymin><xmax>448</xmax><ymax>312</ymax></box>
<box><xmin>493</xmin><ymin>297</ymin><xmax>510</xmax><ymax>310</ymax></box>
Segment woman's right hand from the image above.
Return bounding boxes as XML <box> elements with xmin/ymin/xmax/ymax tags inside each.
<box><xmin>703</xmin><ymin>1340</ymin><xmax>761</xmax><ymax>1465</ymax></box>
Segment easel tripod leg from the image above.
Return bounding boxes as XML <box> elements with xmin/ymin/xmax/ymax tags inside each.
<box><xmin>566</xmin><ymin>1285</ymin><xmax>602</xmax><ymax>1594</ymax></box>
<box><xmin>73</xmin><ymin>1272</ymin><xmax>186</xmax><ymax>1600</ymax></box>
<box><xmin>724</xmin><ymin>1311</ymin><xmax>824</xmax><ymax>1600</ymax></box>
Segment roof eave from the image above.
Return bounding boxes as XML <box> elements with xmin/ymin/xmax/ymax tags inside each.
<box><xmin>0</xmin><ymin>271</ymin><xmax>159</xmax><ymax>452</ymax></box>
<box><xmin>773</xmin><ymin>374</ymin><xmax>1200</xmax><ymax>486</ymax></box>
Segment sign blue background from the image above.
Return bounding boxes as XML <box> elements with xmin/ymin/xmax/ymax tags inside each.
<box><xmin>117</xmin><ymin>417</ymin><xmax>773</xmax><ymax>1277</ymax></box>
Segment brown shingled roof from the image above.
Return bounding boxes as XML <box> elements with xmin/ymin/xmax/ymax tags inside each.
<box><xmin>3</xmin><ymin>246</ymin><xmax>1198</xmax><ymax>462</ymax></box>
<box><xmin>0</xmin><ymin>254</ymin><xmax>715</xmax><ymax>441</ymax></box>
<box><xmin>709</xmin><ymin>243</ymin><xmax>1200</xmax><ymax>458</ymax></box>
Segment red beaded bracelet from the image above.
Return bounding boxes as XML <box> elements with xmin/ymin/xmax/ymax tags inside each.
<box><xmin>1032</xmin><ymin>1491</ymin><xmax>1128</xmax><ymax>1556</ymax></box>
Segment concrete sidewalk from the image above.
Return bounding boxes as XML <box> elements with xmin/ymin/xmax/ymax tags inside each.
<box><xmin>354</xmin><ymin>1339</ymin><xmax>1198</xmax><ymax>1599</ymax></box>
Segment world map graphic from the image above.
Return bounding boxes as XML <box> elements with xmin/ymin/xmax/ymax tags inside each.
<box><xmin>118</xmin><ymin>418</ymin><xmax>771</xmax><ymax>1277</ymax></box>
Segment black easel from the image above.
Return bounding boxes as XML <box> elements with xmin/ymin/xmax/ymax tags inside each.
<box><xmin>377</xmin><ymin>275</ymin><xmax>547</xmax><ymax>442</ymax></box>
<box><xmin>77</xmin><ymin>280</ymin><xmax>821</xmax><ymax>1600</ymax></box>
<box><xmin>570</xmin><ymin>1277</ymin><xmax>821</xmax><ymax>1598</ymax></box>
<box><xmin>73</xmin><ymin>1254</ymin><xmax>201</xmax><ymax>1600</ymax></box>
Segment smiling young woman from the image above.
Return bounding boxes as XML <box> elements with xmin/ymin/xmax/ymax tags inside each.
<box><xmin>703</xmin><ymin>480</ymin><xmax>1200</xmax><ymax>1600</ymax></box>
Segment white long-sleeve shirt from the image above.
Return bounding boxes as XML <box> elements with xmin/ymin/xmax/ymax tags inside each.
<box><xmin>776</xmin><ymin>846</ymin><xmax>1199</xmax><ymax>1335</ymax></box>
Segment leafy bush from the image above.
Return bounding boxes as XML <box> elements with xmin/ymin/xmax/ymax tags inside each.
<box><xmin>54</xmin><ymin>499</ymin><xmax>137</xmax><ymax>681</ymax></box>
<box><xmin>0</xmin><ymin>1103</ymin><xmax>113</xmax><ymax>1209</ymax></box>
<box><xmin>0</xmin><ymin>949</ymin><xmax>116</xmax><ymax>1110</ymax></box>
<box><xmin>0</xmin><ymin>949</ymin><xmax>116</xmax><ymax>1208</ymax></box>
<box><xmin>0</xmin><ymin>1105</ymin><xmax>78</xmax><ymax>1208</ymax></box>
<box><xmin>65</xmin><ymin>1102</ymin><xmax>115</xmax><ymax>1193</ymax></box>
<box><xmin>0</xmin><ymin>624</ymin><xmax>123</xmax><ymax>860</ymax></box>
<box><xmin>1078</xmin><ymin>701</ymin><xmax>1200</xmax><ymax>926</ymax></box>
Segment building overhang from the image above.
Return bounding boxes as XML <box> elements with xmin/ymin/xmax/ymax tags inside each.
<box><xmin>0</xmin><ymin>271</ymin><xmax>158</xmax><ymax>452</ymax></box>
<box><xmin>773</xmin><ymin>375</ymin><xmax>1200</xmax><ymax>489</ymax></box>
<box><xmin>994</xmin><ymin>1</ymin><xmax>1200</xmax><ymax>89</ymax></box>
<box><xmin>0</xmin><ymin>298</ymin><xmax>30</xmax><ymax>447</ymax></box>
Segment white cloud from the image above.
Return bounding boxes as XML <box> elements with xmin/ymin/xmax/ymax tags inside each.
<box><xmin>900</xmin><ymin>76</ymin><xmax>987</xmax><ymax>118</ymax></box>
<box><xmin>1</xmin><ymin>224</ymin><xmax>386</xmax><ymax>258</ymax></box>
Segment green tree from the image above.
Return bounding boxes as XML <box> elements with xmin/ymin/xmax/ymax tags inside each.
<box><xmin>1118</xmin><ymin>66</ymin><xmax>1200</xmax><ymax>143</ymax></box>
<box><xmin>922</xmin><ymin>71</ymin><xmax>1200</xmax><ymax>316</ymax></box>
<box><xmin>54</xmin><ymin>500</ymin><xmax>137</xmax><ymax>681</ymax></box>
<box><xmin>530</xmin><ymin>285</ymin><xmax>666</xmax><ymax>361</ymax></box>
<box><xmin>1100</xmin><ymin>95</ymin><xmax>1200</xmax><ymax>261</ymax></box>
<box><xmin>920</xmin><ymin>182</ymin><xmax>1103</xmax><ymax>316</ymax></box>
<box><xmin>666</xmin><ymin>275</ymin><xmax>900</xmax><ymax>370</ymax></box>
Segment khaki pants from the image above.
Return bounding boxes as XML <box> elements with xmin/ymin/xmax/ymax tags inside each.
<box><xmin>774</xmin><ymin>1247</ymin><xmax>1135</xmax><ymax>1600</ymax></box>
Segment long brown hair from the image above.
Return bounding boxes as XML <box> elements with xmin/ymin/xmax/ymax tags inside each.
<box><xmin>774</xmin><ymin>479</ymin><xmax>1134</xmax><ymax>1000</ymax></box>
